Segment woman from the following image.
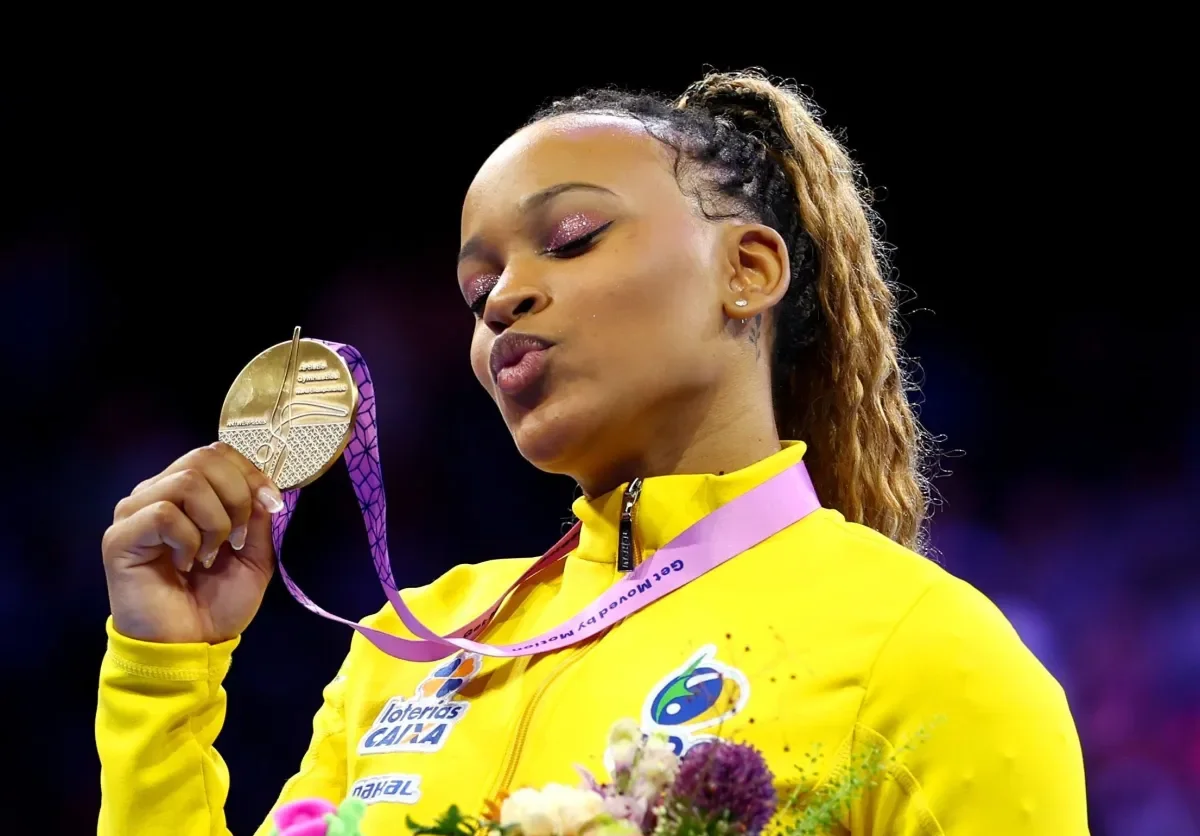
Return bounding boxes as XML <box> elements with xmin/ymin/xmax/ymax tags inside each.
<box><xmin>97</xmin><ymin>72</ymin><xmax>1088</xmax><ymax>834</ymax></box>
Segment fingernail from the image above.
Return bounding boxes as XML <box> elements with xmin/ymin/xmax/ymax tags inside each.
<box><xmin>184</xmin><ymin>558</ymin><xmax>195</xmax><ymax>573</ymax></box>
<box><xmin>201</xmin><ymin>549</ymin><xmax>218</xmax><ymax>569</ymax></box>
<box><xmin>256</xmin><ymin>486</ymin><xmax>285</xmax><ymax>514</ymax></box>
<box><xmin>229</xmin><ymin>525</ymin><xmax>247</xmax><ymax>551</ymax></box>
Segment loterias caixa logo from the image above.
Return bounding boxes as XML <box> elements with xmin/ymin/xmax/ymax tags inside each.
<box><xmin>358</xmin><ymin>652</ymin><xmax>483</xmax><ymax>756</ymax></box>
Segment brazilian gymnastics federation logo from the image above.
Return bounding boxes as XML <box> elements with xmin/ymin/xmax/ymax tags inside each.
<box><xmin>357</xmin><ymin>652</ymin><xmax>482</xmax><ymax>756</ymax></box>
<box><xmin>641</xmin><ymin>644</ymin><xmax>750</xmax><ymax>756</ymax></box>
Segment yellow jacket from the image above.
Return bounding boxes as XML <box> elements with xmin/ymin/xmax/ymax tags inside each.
<box><xmin>97</xmin><ymin>442</ymin><xmax>1088</xmax><ymax>834</ymax></box>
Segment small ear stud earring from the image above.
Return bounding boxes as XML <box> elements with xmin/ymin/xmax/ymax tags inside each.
<box><xmin>734</xmin><ymin>299</ymin><xmax>749</xmax><ymax>308</ymax></box>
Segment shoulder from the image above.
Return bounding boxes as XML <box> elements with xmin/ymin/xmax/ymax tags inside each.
<box><xmin>761</xmin><ymin>508</ymin><xmax>954</xmax><ymax>631</ymax></box>
<box><xmin>837</xmin><ymin>507</ymin><xmax>1057</xmax><ymax>709</ymax></box>
<box><xmin>802</xmin><ymin>517</ymin><xmax>1089</xmax><ymax>824</ymax></box>
<box><xmin>869</xmin><ymin>572</ymin><xmax>1055</xmax><ymax>697</ymax></box>
<box><xmin>802</xmin><ymin>508</ymin><xmax>947</xmax><ymax>590</ymax></box>
<box><xmin>776</xmin><ymin>509</ymin><xmax>1069</xmax><ymax>715</ymax></box>
<box><xmin>849</xmin><ymin>553</ymin><xmax>1088</xmax><ymax>826</ymax></box>
<box><xmin>811</xmin><ymin>511</ymin><xmax>1058</xmax><ymax>695</ymax></box>
<box><xmin>854</xmin><ymin>551</ymin><xmax>1083</xmax><ymax>784</ymax></box>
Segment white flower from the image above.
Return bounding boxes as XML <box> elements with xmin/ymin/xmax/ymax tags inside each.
<box><xmin>501</xmin><ymin>788</ymin><xmax>559</xmax><ymax>836</ymax></box>
<box><xmin>608</xmin><ymin>739</ymin><xmax>638</xmax><ymax>776</ymax></box>
<box><xmin>608</xmin><ymin>718</ymin><xmax>642</xmax><ymax>747</ymax></box>
<box><xmin>542</xmin><ymin>783</ymin><xmax>606</xmax><ymax>835</ymax></box>
<box><xmin>643</xmin><ymin>731</ymin><xmax>674</xmax><ymax>755</ymax></box>
<box><xmin>500</xmin><ymin>784</ymin><xmax>606</xmax><ymax>836</ymax></box>
<box><xmin>631</xmin><ymin>739</ymin><xmax>679</xmax><ymax>794</ymax></box>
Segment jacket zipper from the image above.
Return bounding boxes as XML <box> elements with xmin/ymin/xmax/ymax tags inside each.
<box><xmin>617</xmin><ymin>478</ymin><xmax>643</xmax><ymax>572</ymax></box>
<box><xmin>492</xmin><ymin>640</ymin><xmax>600</xmax><ymax>796</ymax></box>
<box><xmin>492</xmin><ymin>484</ymin><xmax>641</xmax><ymax>795</ymax></box>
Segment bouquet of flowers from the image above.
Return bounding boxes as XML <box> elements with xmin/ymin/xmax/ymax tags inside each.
<box><xmin>268</xmin><ymin>716</ymin><xmax>916</xmax><ymax>836</ymax></box>
<box><xmin>409</xmin><ymin>721</ymin><xmax>781</xmax><ymax>836</ymax></box>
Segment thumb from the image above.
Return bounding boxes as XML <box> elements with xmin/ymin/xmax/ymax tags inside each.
<box><xmin>207</xmin><ymin>441</ymin><xmax>285</xmax><ymax>574</ymax></box>
<box><xmin>234</xmin><ymin>499</ymin><xmax>279</xmax><ymax>578</ymax></box>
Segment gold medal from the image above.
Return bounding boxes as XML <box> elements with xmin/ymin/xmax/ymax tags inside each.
<box><xmin>219</xmin><ymin>327</ymin><xmax>359</xmax><ymax>490</ymax></box>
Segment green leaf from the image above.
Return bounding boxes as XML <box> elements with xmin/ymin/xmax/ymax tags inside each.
<box><xmin>407</xmin><ymin>805</ymin><xmax>483</xmax><ymax>836</ymax></box>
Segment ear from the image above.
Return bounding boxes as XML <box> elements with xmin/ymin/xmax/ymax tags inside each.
<box><xmin>718</xmin><ymin>223</ymin><xmax>791</xmax><ymax>320</ymax></box>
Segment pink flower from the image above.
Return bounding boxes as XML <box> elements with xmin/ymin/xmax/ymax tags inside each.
<box><xmin>602</xmin><ymin>792</ymin><xmax>648</xmax><ymax>825</ymax></box>
<box><xmin>272</xmin><ymin>798</ymin><xmax>337</xmax><ymax>836</ymax></box>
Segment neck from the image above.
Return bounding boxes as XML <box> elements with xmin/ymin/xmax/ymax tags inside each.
<box><xmin>574</xmin><ymin>394</ymin><xmax>782</xmax><ymax>499</ymax></box>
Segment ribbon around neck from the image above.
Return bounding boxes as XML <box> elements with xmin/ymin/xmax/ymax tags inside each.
<box><xmin>270</xmin><ymin>342</ymin><xmax>821</xmax><ymax>662</ymax></box>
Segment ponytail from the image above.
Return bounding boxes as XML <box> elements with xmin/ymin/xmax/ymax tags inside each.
<box><xmin>680</xmin><ymin>72</ymin><xmax>930</xmax><ymax>550</ymax></box>
<box><xmin>532</xmin><ymin>71</ymin><xmax>932</xmax><ymax>550</ymax></box>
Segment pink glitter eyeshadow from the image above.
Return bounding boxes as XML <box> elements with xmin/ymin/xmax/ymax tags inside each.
<box><xmin>545</xmin><ymin>212</ymin><xmax>606</xmax><ymax>250</ymax></box>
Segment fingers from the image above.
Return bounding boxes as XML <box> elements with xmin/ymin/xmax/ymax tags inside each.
<box><xmin>103</xmin><ymin>500</ymin><xmax>203</xmax><ymax>573</ymax></box>
<box><xmin>116</xmin><ymin>469</ymin><xmax>232</xmax><ymax>568</ymax></box>
<box><xmin>132</xmin><ymin>443</ymin><xmax>285</xmax><ymax>515</ymax></box>
<box><xmin>113</xmin><ymin>443</ymin><xmax>286</xmax><ymax>571</ymax></box>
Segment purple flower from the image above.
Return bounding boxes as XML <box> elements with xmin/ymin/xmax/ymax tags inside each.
<box><xmin>576</xmin><ymin>765</ymin><xmax>604</xmax><ymax>795</ymax></box>
<box><xmin>669</xmin><ymin>742</ymin><xmax>777</xmax><ymax>836</ymax></box>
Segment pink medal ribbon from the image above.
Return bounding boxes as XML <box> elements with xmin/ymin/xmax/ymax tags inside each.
<box><xmin>271</xmin><ymin>342</ymin><xmax>822</xmax><ymax>662</ymax></box>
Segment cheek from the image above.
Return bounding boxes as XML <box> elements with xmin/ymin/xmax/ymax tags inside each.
<box><xmin>469</xmin><ymin>328</ymin><xmax>494</xmax><ymax>390</ymax></box>
<box><xmin>601</xmin><ymin>223</ymin><xmax>703</xmax><ymax>307</ymax></box>
<box><xmin>593</xmin><ymin>228</ymin><xmax>714</xmax><ymax>347</ymax></box>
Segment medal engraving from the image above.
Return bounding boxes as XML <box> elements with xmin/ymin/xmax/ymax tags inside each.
<box><xmin>219</xmin><ymin>327</ymin><xmax>359</xmax><ymax>489</ymax></box>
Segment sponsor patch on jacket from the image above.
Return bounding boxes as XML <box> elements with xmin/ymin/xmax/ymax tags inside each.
<box><xmin>349</xmin><ymin>773</ymin><xmax>422</xmax><ymax>805</ymax></box>
<box><xmin>641</xmin><ymin>644</ymin><xmax>750</xmax><ymax>755</ymax></box>
<box><xmin>358</xmin><ymin>652</ymin><xmax>481</xmax><ymax>755</ymax></box>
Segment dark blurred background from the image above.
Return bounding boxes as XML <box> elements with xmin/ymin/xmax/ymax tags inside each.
<box><xmin>3</xmin><ymin>55</ymin><xmax>1197</xmax><ymax>833</ymax></box>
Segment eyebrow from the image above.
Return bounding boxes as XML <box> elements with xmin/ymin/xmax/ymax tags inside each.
<box><xmin>458</xmin><ymin>182</ymin><xmax>616</xmax><ymax>264</ymax></box>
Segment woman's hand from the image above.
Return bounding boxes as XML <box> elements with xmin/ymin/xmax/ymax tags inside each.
<box><xmin>101</xmin><ymin>442</ymin><xmax>284</xmax><ymax>644</ymax></box>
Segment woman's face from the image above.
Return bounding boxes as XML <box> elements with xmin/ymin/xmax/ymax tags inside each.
<box><xmin>458</xmin><ymin>114</ymin><xmax>767</xmax><ymax>491</ymax></box>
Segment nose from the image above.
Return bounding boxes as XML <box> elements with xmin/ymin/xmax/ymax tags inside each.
<box><xmin>483</xmin><ymin>277</ymin><xmax>549</xmax><ymax>335</ymax></box>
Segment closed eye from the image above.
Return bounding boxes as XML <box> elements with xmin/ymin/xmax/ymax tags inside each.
<box><xmin>465</xmin><ymin>275</ymin><xmax>498</xmax><ymax>317</ymax></box>
<box><xmin>541</xmin><ymin>221</ymin><xmax>613</xmax><ymax>258</ymax></box>
<box><xmin>464</xmin><ymin>221</ymin><xmax>613</xmax><ymax>316</ymax></box>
